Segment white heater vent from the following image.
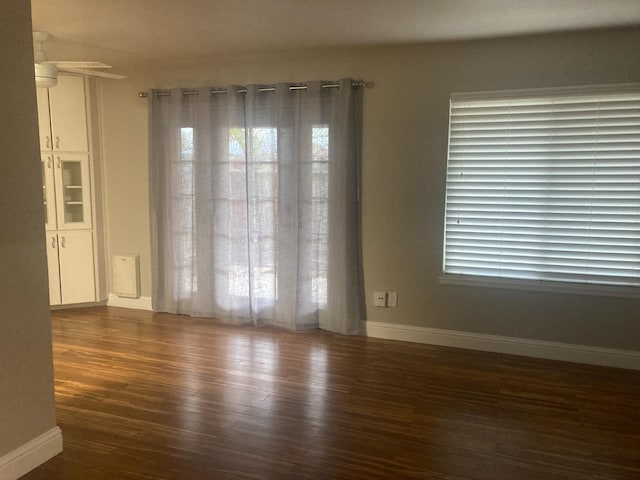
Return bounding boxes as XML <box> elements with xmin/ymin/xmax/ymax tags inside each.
<box><xmin>113</xmin><ymin>254</ymin><xmax>140</xmax><ymax>298</ymax></box>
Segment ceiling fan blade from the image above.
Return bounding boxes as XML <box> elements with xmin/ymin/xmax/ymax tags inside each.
<box><xmin>45</xmin><ymin>61</ymin><xmax>112</xmax><ymax>69</ymax></box>
<box><xmin>59</xmin><ymin>67</ymin><xmax>127</xmax><ymax>80</ymax></box>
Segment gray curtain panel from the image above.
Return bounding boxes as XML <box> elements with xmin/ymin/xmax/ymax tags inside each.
<box><xmin>149</xmin><ymin>79</ymin><xmax>364</xmax><ymax>334</ymax></box>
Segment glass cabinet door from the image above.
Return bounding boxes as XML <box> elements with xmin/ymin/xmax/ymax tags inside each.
<box><xmin>53</xmin><ymin>152</ymin><xmax>92</xmax><ymax>230</ymax></box>
<box><xmin>41</xmin><ymin>153</ymin><xmax>57</xmax><ymax>230</ymax></box>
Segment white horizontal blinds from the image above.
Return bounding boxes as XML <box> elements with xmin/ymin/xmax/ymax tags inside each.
<box><xmin>444</xmin><ymin>86</ymin><xmax>640</xmax><ymax>287</ymax></box>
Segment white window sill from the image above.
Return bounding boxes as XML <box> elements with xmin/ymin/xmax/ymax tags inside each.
<box><xmin>439</xmin><ymin>274</ymin><xmax>640</xmax><ymax>300</ymax></box>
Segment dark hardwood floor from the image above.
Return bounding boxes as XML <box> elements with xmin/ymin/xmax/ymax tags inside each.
<box><xmin>23</xmin><ymin>306</ymin><xmax>640</xmax><ymax>479</ymax></box>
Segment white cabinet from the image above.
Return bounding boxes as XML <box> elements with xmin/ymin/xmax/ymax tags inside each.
<box><xmin>37</xmin><ymin>75</ymin><xmax>88</xmax><ymax>153</ymax></box>
<box><xmin>41</xmin><ymin>152</ymin><xmax>92</xmax><ymax>230</ymax></box>
<box><xmin>38</xmin><ymin>74</ymin><xmax>101</xmax><ymax>306</ymax></box>
<box><xmin>46</xmin><ymin>231</ymin><xmax>95</xmax><ymax>305</ymax></box>
<box><xmin>41</xmin><ymin>153</ymin><xmax>56</xmax><ymax>231</ymax></box>
<box><xmin>37</xmin><ymin>88</ymin><xmax>52</xmax><ymax>151</ymax></box>
<box><xmin>45</xmin><ymin>234</ymin><xmax>62</xmax><ymax>306</ymax></box>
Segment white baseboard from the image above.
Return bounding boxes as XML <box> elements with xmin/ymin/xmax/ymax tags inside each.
<box><xmin>0</xmin><ymin>427</ymin><xmax>62</xmax><ymax>480</ymax></box>
<box><xmin>366</xmin><ymin>321</ymin><xmax>640</xmax><ymax>371</ymax></box>
<box><xmin>51</xmin><ymin>300</ymin><xmax>107</xmax><ymax>311</ymax></box>
<box><xmin>107</xmin><ymin>294</ymin><xmax>152</xmax><ymax>311</ymax></box>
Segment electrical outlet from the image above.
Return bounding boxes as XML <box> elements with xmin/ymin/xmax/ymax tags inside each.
<box><xmin>387</xmin><ymin>291</ymin><xmax>398</xmax><ymax>307</ymax></box>
<box><xmin>373</xmin><ymin>291</ymin><xmax>387</xmax><ymax>307</ymax></box>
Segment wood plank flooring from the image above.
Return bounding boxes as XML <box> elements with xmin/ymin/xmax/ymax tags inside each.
<box><xmin>22</xmin><ymin>306</ymin><xmax>640</xmax><ymax>479</ymax></box>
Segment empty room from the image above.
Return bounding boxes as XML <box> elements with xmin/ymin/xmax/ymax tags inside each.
<box><xmin>1</xmin><ymin>1</ymin><xmax>639</xmax><ymax>479</ymax></box>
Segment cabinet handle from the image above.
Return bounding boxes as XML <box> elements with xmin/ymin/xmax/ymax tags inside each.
<box><xmin>45</xmin><ymin>136</ymin><xmax>51</xmax><ymax>149</ymax></box>
<box><xmin>47</xmin><ymin>156</ymin><xmax>52</xmax><ymax>168</ymax></box>
<box><xmin>56</xmin><ymin>157</ymin><xmax>61</xmax><ymax>168</ymax></box>
<box><xmin>61</xmin><ymin>236</ymin><xmax>66</xmax><ymax>248</ymax></box>
<box><xmin>51</xmin><ymin>236</ymin><xmax>56</xmax><ymax>248</ymax></box>
<box><xmin>55</xmin><ymin>136</ymin><xmax>60</xmax><ymax>149</ymax></box>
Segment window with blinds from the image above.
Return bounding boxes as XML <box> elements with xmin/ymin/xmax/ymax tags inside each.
<box><xmin>442</xmin><ymin>84</ymin><xmax>640</xmax><ymax>297</ymax></box>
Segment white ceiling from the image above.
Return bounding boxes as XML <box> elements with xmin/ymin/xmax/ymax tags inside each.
<box><xmin>31</xmin><ymin>0</ymin><xmax>640</xmax><ymax>67</ymax></box>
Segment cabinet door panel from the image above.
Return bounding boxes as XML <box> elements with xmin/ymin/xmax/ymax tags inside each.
<box><xmin>46</xmin><ymin>234</ymin><xmax>62</xmax><ymax>305</ymax></box>
<box><xmin>53</xmin><ymin>153</ymin><xmax>92</xmax><ymax>229</ymax></box>
<box><xmin>41</xmin><ymin>153</ymin><xmax>57</xmax><ymax>230</ymax></box>
<box><xmin>58</xmin><ymin>231</ymin><xmax>95</xmax><ymax>304</ymax></box>
<box><xmin>36</xmin><ymin>87</ymin><xmax>52</xmax><ymax>151</ymax></box>
<box><xmin>48</xmin><ymin>75</ymin><xmax>88</xmax><ymax>152</ymax></box>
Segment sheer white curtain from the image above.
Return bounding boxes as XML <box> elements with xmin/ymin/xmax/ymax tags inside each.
<box><xmin>149</xmin><ymin>79</ymin><xmax>364</xmax><ymax>334</ymax></box>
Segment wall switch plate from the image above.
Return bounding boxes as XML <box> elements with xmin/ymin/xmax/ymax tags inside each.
<box><xmin>373</xmin><ymin>291</ymin><xmax>387</xmax><ymax>307</ymax></box>
<box><xmin>387</xmin><ymin>291</ymin><xmax>398</xmax><ymax>307</ymax></box>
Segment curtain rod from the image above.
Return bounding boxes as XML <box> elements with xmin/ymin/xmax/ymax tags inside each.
<box><xmin>138</xmin><ymin>80</ymin><xmax>368</xmax><ymax>98</ymax></box>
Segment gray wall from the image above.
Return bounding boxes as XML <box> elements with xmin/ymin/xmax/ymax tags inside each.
<box><xmin>98</xmin><ymin>27</ymin><xmax>640</xmax><ymax>351</ymax></box>
<box><xmin>0</xmin><ymin>0</ymin><xmax>57</xmax><ymax>457</ymax></box>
